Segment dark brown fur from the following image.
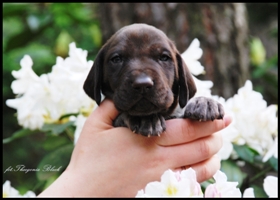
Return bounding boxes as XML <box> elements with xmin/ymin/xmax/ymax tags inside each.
<box><xmin>84</xmin><ymin>23</ymin><xmax>224</xmax><ymax>137</ymax></box>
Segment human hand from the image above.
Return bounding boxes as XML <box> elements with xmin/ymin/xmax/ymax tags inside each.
<box><xmin>38</xmin><ymin>99</ymin><xmax>231</xmax><ymax>197</ymax></box>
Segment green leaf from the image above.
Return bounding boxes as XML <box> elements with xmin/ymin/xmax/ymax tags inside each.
<box><xmin>43</xmin><ymin>135</ymin><xmax>71</xmax><ymax>151</ymax></box>
<box><xmin>250</xmin><ymin>37</ymin><xmax>266</xmax><ymax>66</ymax></box>
<box><xmin>3</xmin><ymin>3</ymin><xmax>31</xmax><ymax>18</ymax></box>
<box><xmin>54</xmin><ymin>30</ymin><xmax>74</xmax><ymax>57</ymax></box>
<box><xmin>221</xmin><ymin>160</ymin><xmax>247</xmax><ymax>187</ymax></box>
<box><xmin>251</xmin><ymin>184</ymin><xmax>268</xmax><ymax>198</ymax></box>
<box><xmin>36</xmin><ymin>144</ymin><xmax>74</xmax><ymax>181</ymax></box>
<box><xmin>3</xmin><ymin>129</ymin><xmax>38</xmax><ymax>144</ymax></box>
<box><xmin>59</xmin><ymin>113</ymin><xmax>78</xmax><ymax>120</ymax></box>
<box><xmin>233</xmin><ymin>144</ymin><xmax>259</xmax><ymax>164</ymax></box>
<box><xmin>41</xmin><ymin>173</ymin><xmax>60</xmax><ymax>191</ymax></box>
<box><xmin>269</xmin><ymin>157</ymin><xmax>278</xmax><ymax>171</ymax></box>
<box><xmin>89</xmin><ymin>24</ymin><xmax>102</xmax><ymax>48</ymax></box>
<box><xmin>200</xmin><ymin>178</ymin><xmax>214</xmax><ymax>191</ymax></box>
<box><xmin>41</xmin><ymin>121</ymin><xmax>74</xmax><ymax>135</ymax></box>
<box><xmin>4</xmin><ymin>20</ymin><xmax>52</xmax><ymax>52</ymax></box>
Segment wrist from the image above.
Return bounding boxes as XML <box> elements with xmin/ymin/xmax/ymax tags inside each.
<box><xmin>38</xmin><ymin>168</ymin><xmax>97</xmax><ymax>197</ymax></box>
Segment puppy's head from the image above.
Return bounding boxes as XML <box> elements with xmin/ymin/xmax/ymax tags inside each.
<box><xmin>84</xmin><ymin>23</ymin><xmax>196</xmax><ymax>116</ymax></box>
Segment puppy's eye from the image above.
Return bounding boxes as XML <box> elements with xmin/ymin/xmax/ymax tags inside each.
<box><xmin>159</xmin><ymin>54</ymin><xmax>170</xmax><ymax>62</ymax></box>
<box><xmin>111</xmin><ymin>55</ymin><xmax>123</xmax><ymax>63</ymax></box>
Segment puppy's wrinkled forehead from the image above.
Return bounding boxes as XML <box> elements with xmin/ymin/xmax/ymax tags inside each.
<box><xmin>106</xmin><ymin>24</ymin><xmax>174</xmax><ymax>55</ymax></box>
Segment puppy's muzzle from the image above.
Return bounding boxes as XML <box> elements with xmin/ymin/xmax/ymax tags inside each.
<box><xmin>132</xmin><ymin>74</ymin><xmax>154</xmax><ymax>94</ymax></box>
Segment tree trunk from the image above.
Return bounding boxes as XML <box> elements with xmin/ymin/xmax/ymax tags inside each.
<box><xmin>97</xmin><ymin>3</ymin><xmax>250</xmax><ymax>99</ymax></box>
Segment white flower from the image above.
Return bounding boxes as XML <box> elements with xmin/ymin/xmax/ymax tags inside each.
<box><xmin>180</xmin><ymin>168</ymin><xmax>203</xmax><ymax>197</ymax></box>
<box><xmin>66</xmin><ymin>42</ymin><xmax>94</xmax><ymax>71</ymax></box>
<box><xmin>257</xmin><ymin>105</ymin><xmax>278</xmax><ymax>136</ymax></box>
<box><xmin>3</xmin><ymin>180</ymin><xmax>20</xmax><ymax>197</ymax></box>
<box><xmin>223</xmin><ymin>80</ymin><xmax>278</xmax><ymax>157</ymax></box>
<box><xmin>181</xmin><ymin>39</ymin><xmax>278</xmax><ymax>161</ymax></box>
<box><xmin>6</xmin><ymin>42</ymin><xmax>96</xmax><ymax>130</ymax></box>
<box><xmin>22</xmin><ymin>190</ymin><xmax>36</xmax><ymax>197</ymax></box>
<box><xmin>263</xmin><ymin>136</ymin><xmax>278</xmax><ymax>162</ymax></box>
<box><xmin>181</xmin><ymin>39</ymin><xmax>213</xmax><ymax>97</ymax></box>
<box><xmin>6</xmin><ymin>73</ymin><xmax>59</xmax><ymax>130</ymax></box>
<box><xmin>136</xmin><ymin>168</ymin><xmax>203</xmax><ymax>197</ymax></box>
<box><xmin>181</xmin><ymin>38</ymin><xmax>205</xmax><ymax>76</ymax></box>
<box><xmin>204</xmin><ymin>170</ymin><xmax>241</xmax><ymax>197</ymax></box>
<box><xmin>47</xmin><ymin>42</ymin><xmax>95</xmax><ymax>116</ymax></box>
<box><xmin>10</xmin><ymin>55</ymin><xmax>40</xmax><ymax>95</ymax></box>
<box><xmin>136</xmin><ymin>189</ymin><xmax>148</xmax><ymax>197</ymax></box>
<box><xmin>192</xmin><ymin>75</ymin><xmax>214</xmax><ymax>98</ymax></box>
<box><xmin>243</xmin><ymin>187</ymin><xmax>255</xmax><ymax>197</ymax></box>
<box><xmin>263</xmin><ymin>176</ymin><xmax>278</xmax><ymax>197</ymax></box>
<box><xmin>7</xmin><ymin>56</ymin><xmax>56</xmax><ymax>130</ymax></box>
<box><xmin>212</xmin><ymin>96</ymin><xmax>240</xmax><ymax>160</ymax></box>
<box><xmin>6</xmin><ymin>95</ymin><xmax>47</xmax><ymax>130</ymax></box>
<box><xmin>73</xmin><ymin>114</ymin><xmax>89</xmax><ymax>144</ymax></box>
<box><xmin>217</xmin><ymin>123</ymin><xmax>239</xmax><ymax>160</ymax></box>
<box><xmin>2</xmin><ymin>180</ymin><xmax>36</xmax><ymax>197</ymax></box>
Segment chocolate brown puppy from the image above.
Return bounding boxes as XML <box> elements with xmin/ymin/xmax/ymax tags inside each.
<box><xmin>84</xmin><ymin>23</ymin><xmax>224</xmax><ymax>137</ymax></box>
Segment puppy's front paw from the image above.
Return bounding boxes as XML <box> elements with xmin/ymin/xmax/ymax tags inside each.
<box><xmin>129</xmin><ymin>114</ymin><xmax>166</xmax><ymax>137</ymax></box>
<box><xmin>113</xmin><ymin>113</ymin><xmax>166</xmax><ymax>137</ymax></box>
<box><xmin>184</xmin><ymin>96</ymin><xmax>224</xmax><ymax>121</ymax></box>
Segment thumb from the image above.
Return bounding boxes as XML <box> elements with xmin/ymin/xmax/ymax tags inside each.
<box><xmin>223</xmin><ymin>114</ymin><xmax>232</xmax><ymax>128</ymax></box>
<box><xmin>87</xmin><ymin>98</ymin><xmax>119</xmax><ymax>126</ymax></box>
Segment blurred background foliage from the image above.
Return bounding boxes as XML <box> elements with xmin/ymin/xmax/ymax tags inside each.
<box><xmin>246</xmin><ymin>3</ymin><xmax>278</xmax><ymax>106</ymax></box>
<box><xmin>2</xmin><ymin>3</ymin><xmax>278</xmax><ymax>195</ymax></box>
<box><xmin>3</xmin><ymin>3</ymin><xmax>103</xmax><ymax>194</ymax></box>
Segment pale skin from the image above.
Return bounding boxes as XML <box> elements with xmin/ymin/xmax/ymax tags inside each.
<box><xmin>38</xmin><ymin>99</ymin><xmax>232</xmax><ymax>197</ymax></box>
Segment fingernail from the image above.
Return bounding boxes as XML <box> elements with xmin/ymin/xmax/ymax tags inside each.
<box><xmin>223</xmin><ymin>114</ymin><xmax>232</xmax><ymax>127</ymax></box>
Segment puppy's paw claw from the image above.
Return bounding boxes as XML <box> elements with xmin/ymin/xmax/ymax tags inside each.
<box><xmin>184</xmin><ymin>97</ymin><xmax>225</xmax><ymax>122</ymax></box>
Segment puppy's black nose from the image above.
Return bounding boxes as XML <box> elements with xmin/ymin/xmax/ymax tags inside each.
<box><xmin>132</xmin><ymin>75</ymin><xmax>154</xmax><ymax>90</ymax></box>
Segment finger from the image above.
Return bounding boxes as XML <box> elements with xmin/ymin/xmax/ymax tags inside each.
<box><xmin>87</xmin><ymin>98</ymin><xmax>119</xmax><ymax>126</ymax></box>
<box><xmin>174</xmin><ymin>154</ymin><xmax>221</xmax><ymax>183</ymax></box>
<box><xmin>156</xmin><ymin>115</ymin><xmax>232</xmax><ymax>146</ymax></box>
<box><xmin>162</xmin><ymin>132</ymin><xmax>223</xmax><ymax>169</ymax></box>
<box><xmin>187</xmin><ymin>154</ymin><xmax>221</xmax><ymax>183</ymax></box>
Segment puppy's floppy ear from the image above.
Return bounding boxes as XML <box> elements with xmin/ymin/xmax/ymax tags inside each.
<box><xmin>176</xmin><ymin>53</ymin><xmax>197</xmax><ymax>108</ymax></box>
<box><xmin>83</xmin><ymin>47</ymin><xmax>105</xmax><ymax>105</ymax></box>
